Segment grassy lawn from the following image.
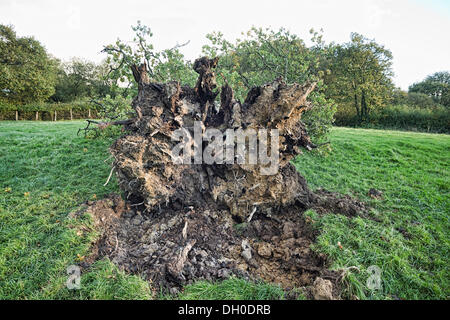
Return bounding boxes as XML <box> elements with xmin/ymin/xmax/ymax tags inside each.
<box><xmin>0</xmin><ymin>121</ymin><xmax>448</xmax><ymax>299</ymax></box>
<box><xmin>293</xmin><ymin>127</ymin><xmax>449</xmax><ymax>299</ymax></box>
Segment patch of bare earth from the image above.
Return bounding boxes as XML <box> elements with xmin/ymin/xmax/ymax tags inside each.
<box><xmin>72</xmin><ymin>192</ymin><xmax>367</xmax><ymax>300</ymax></box>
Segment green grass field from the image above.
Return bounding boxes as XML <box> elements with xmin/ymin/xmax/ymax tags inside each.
<box><xmin>0</xmin><ymin>121</ymin><xmax>448</xmax><ymax>300</ymax></box>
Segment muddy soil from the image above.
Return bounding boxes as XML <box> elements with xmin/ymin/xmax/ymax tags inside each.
<box><xmin>72</xmin><ymin>192</ymin><xmax>367</xmax><ymax>300</ymax></box>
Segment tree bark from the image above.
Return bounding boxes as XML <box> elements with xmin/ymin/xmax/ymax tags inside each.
<box><xmin>354</xmin><ymin>93</ymin><xmax>360</xmax><ymax>122</ymax></box>
<box><xmin>361</xmin><ymin>90</ymin><xmax>368</xmax><ymax>120</ymax></box>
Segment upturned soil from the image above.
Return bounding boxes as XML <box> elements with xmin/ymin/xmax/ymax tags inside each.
<box><xmin>73</xmin><ymin>191</ymin><xmax>367</xmax><ymax>299</ymax></box>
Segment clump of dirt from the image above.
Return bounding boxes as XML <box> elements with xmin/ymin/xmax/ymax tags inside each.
<box><xmin>312</xmin><ymin>277</ymin><xmax>335</xmax><ymax>300</ymax></box>
<box><xmin>73</xmin><ymin>192</ymin><xmax>368</xmax><ymax>299</ymax></box>
<box><xmin>312</xmin><ymin>188</ymin><xmax>368</xmax><ymax>217</ymax></box>
<box><xmin>368</xmin><ymin>188</ymin><xmax>383</xmax><ymax>200</ymax></box>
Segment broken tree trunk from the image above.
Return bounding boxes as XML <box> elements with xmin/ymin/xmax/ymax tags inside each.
<box><xmin>111</xmin><ymin>57</ymin><xmax>319</xmax><ymax>221</ymax></box>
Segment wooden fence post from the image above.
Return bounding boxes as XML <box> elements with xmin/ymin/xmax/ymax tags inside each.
<box><xmin>15</xmin><ymin>110</ymin><xmax>18</xmax><ymax>121</ymax></box>
<box><xmin>54</xmin><ymin>110</ymin><xmax>57</xmax><ymax>121</ymax></box>
<box><xmin>35</xmin><ymin>111</ymin><xmax>39</xmax><ymax>121</ymax></box>
<box><xmin>70</xmin><ymin>108</ymin><xmax>73</xmax><ymax>120</ymax></box>
<box><xmin>88</xmin><ymin>109</ymin><xmax>91</xmax><ymax>119</ymax></box>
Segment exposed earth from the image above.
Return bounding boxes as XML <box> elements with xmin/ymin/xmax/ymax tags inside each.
<box><xmin>70</xmin><ymin>191</ymin><xmax>368</xmax><ymax>300</ymax></box>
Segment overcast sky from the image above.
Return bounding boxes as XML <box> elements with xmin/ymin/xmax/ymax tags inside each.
<box><xmin>1</xmin><ymin>0</ymin><xmax>449</xmax><ymax>89</ymax></box>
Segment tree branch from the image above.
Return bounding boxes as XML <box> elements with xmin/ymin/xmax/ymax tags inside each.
<box><xmin>77</xmin><ymin>119</ymin><xmax>133</xmax><ymax>138</ymax></box>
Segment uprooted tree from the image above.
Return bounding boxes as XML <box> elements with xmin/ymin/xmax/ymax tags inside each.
<box><xmin>113</xmin><ymin>56</ymin><xmax>320</xmax><ymax>216</ymax></box>
<box><xmin>83</xmin><ymin>56</ymin><xmax>365</xmax><ymax>299</ymax></box>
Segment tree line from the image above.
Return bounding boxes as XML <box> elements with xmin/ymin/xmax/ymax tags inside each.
<box><xmin>1</xmin><ymin>23</ymin><xmax>448</xmax><ymax>136</ymax></box>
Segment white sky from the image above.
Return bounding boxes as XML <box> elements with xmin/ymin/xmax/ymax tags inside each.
<box><xmin>1</xmin><ymin>0</ymin><xmax>449</xmax><ymax>90</ymax></box>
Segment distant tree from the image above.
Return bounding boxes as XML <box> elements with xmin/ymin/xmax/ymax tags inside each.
<box><xmin>325</xmin><ymin>33</ymin><xmax>394</xmax><ymax>122</ymax></box>
<box><xmin>409</xmin><ymin>71</ymin><xmax>449</xmax><ymax>107</ymax></box>
<box><xmin>94</xmin><ymin>59</ymin><xmax>117</xmax><ymax>98</ymax></box>
<box><xmin>51</xmin><ymin>58</ymin><xmax>111</xmax><ymax>102</ymax></box>
<box><xmin>391</xmin><ymin>88</ymin><xmax>439</xmax><ymax>108</ymax></box>
<box><xmin>0</xmin><ymin>24</ymin><xmax>57</xmax><ymax>105</ymax></box>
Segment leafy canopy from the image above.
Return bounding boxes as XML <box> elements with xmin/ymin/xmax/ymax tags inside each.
<box><xmin>202</xmin><ymin>27</ymin><xmax>336</xmax><ymax>142</ymax></box>
<box><xmin>324</xmin><ymin>33</ymin><xmax>394</xmax><ymax>122</ymax></box>
<box><xmin>409</xmin><ymin>71</ymin><xmax>449</xmax><ymax>107</ymax></box>
<box><xmin>0</xmin><ymin>24</ymin><xmax>58</xmax><ymax>105</ymax></box>
<box><xmin>51</xmin><ymin>58</ymin><xmax>112</xmax><ymax>103</ymax></box>
<box><xmin>102</xmin><ymin>21</ymin><xmax>196</xmax><ymax>98</ymax></box>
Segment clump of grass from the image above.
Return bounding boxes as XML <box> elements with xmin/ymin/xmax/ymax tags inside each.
<box><xmin>295</xmin><ymin>127</ymin><xmax>450</xmax><ymax>299</ymax></box>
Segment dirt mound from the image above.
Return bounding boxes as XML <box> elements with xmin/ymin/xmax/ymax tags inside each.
<box><xmin>73</xmin><ymin>192</ymin><xmax>368</xmax><ymax>299</ymax></box>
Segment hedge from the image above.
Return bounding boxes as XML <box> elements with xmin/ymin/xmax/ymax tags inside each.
<box><xmin>0</xmin><ymin>100</ymin><xmax>101</xmax><ymax>121</ymax></box>
<box><xmin>334</xmin><ymin>105</ymin><xmax>450</xmax><ymax>133</ymax></box>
